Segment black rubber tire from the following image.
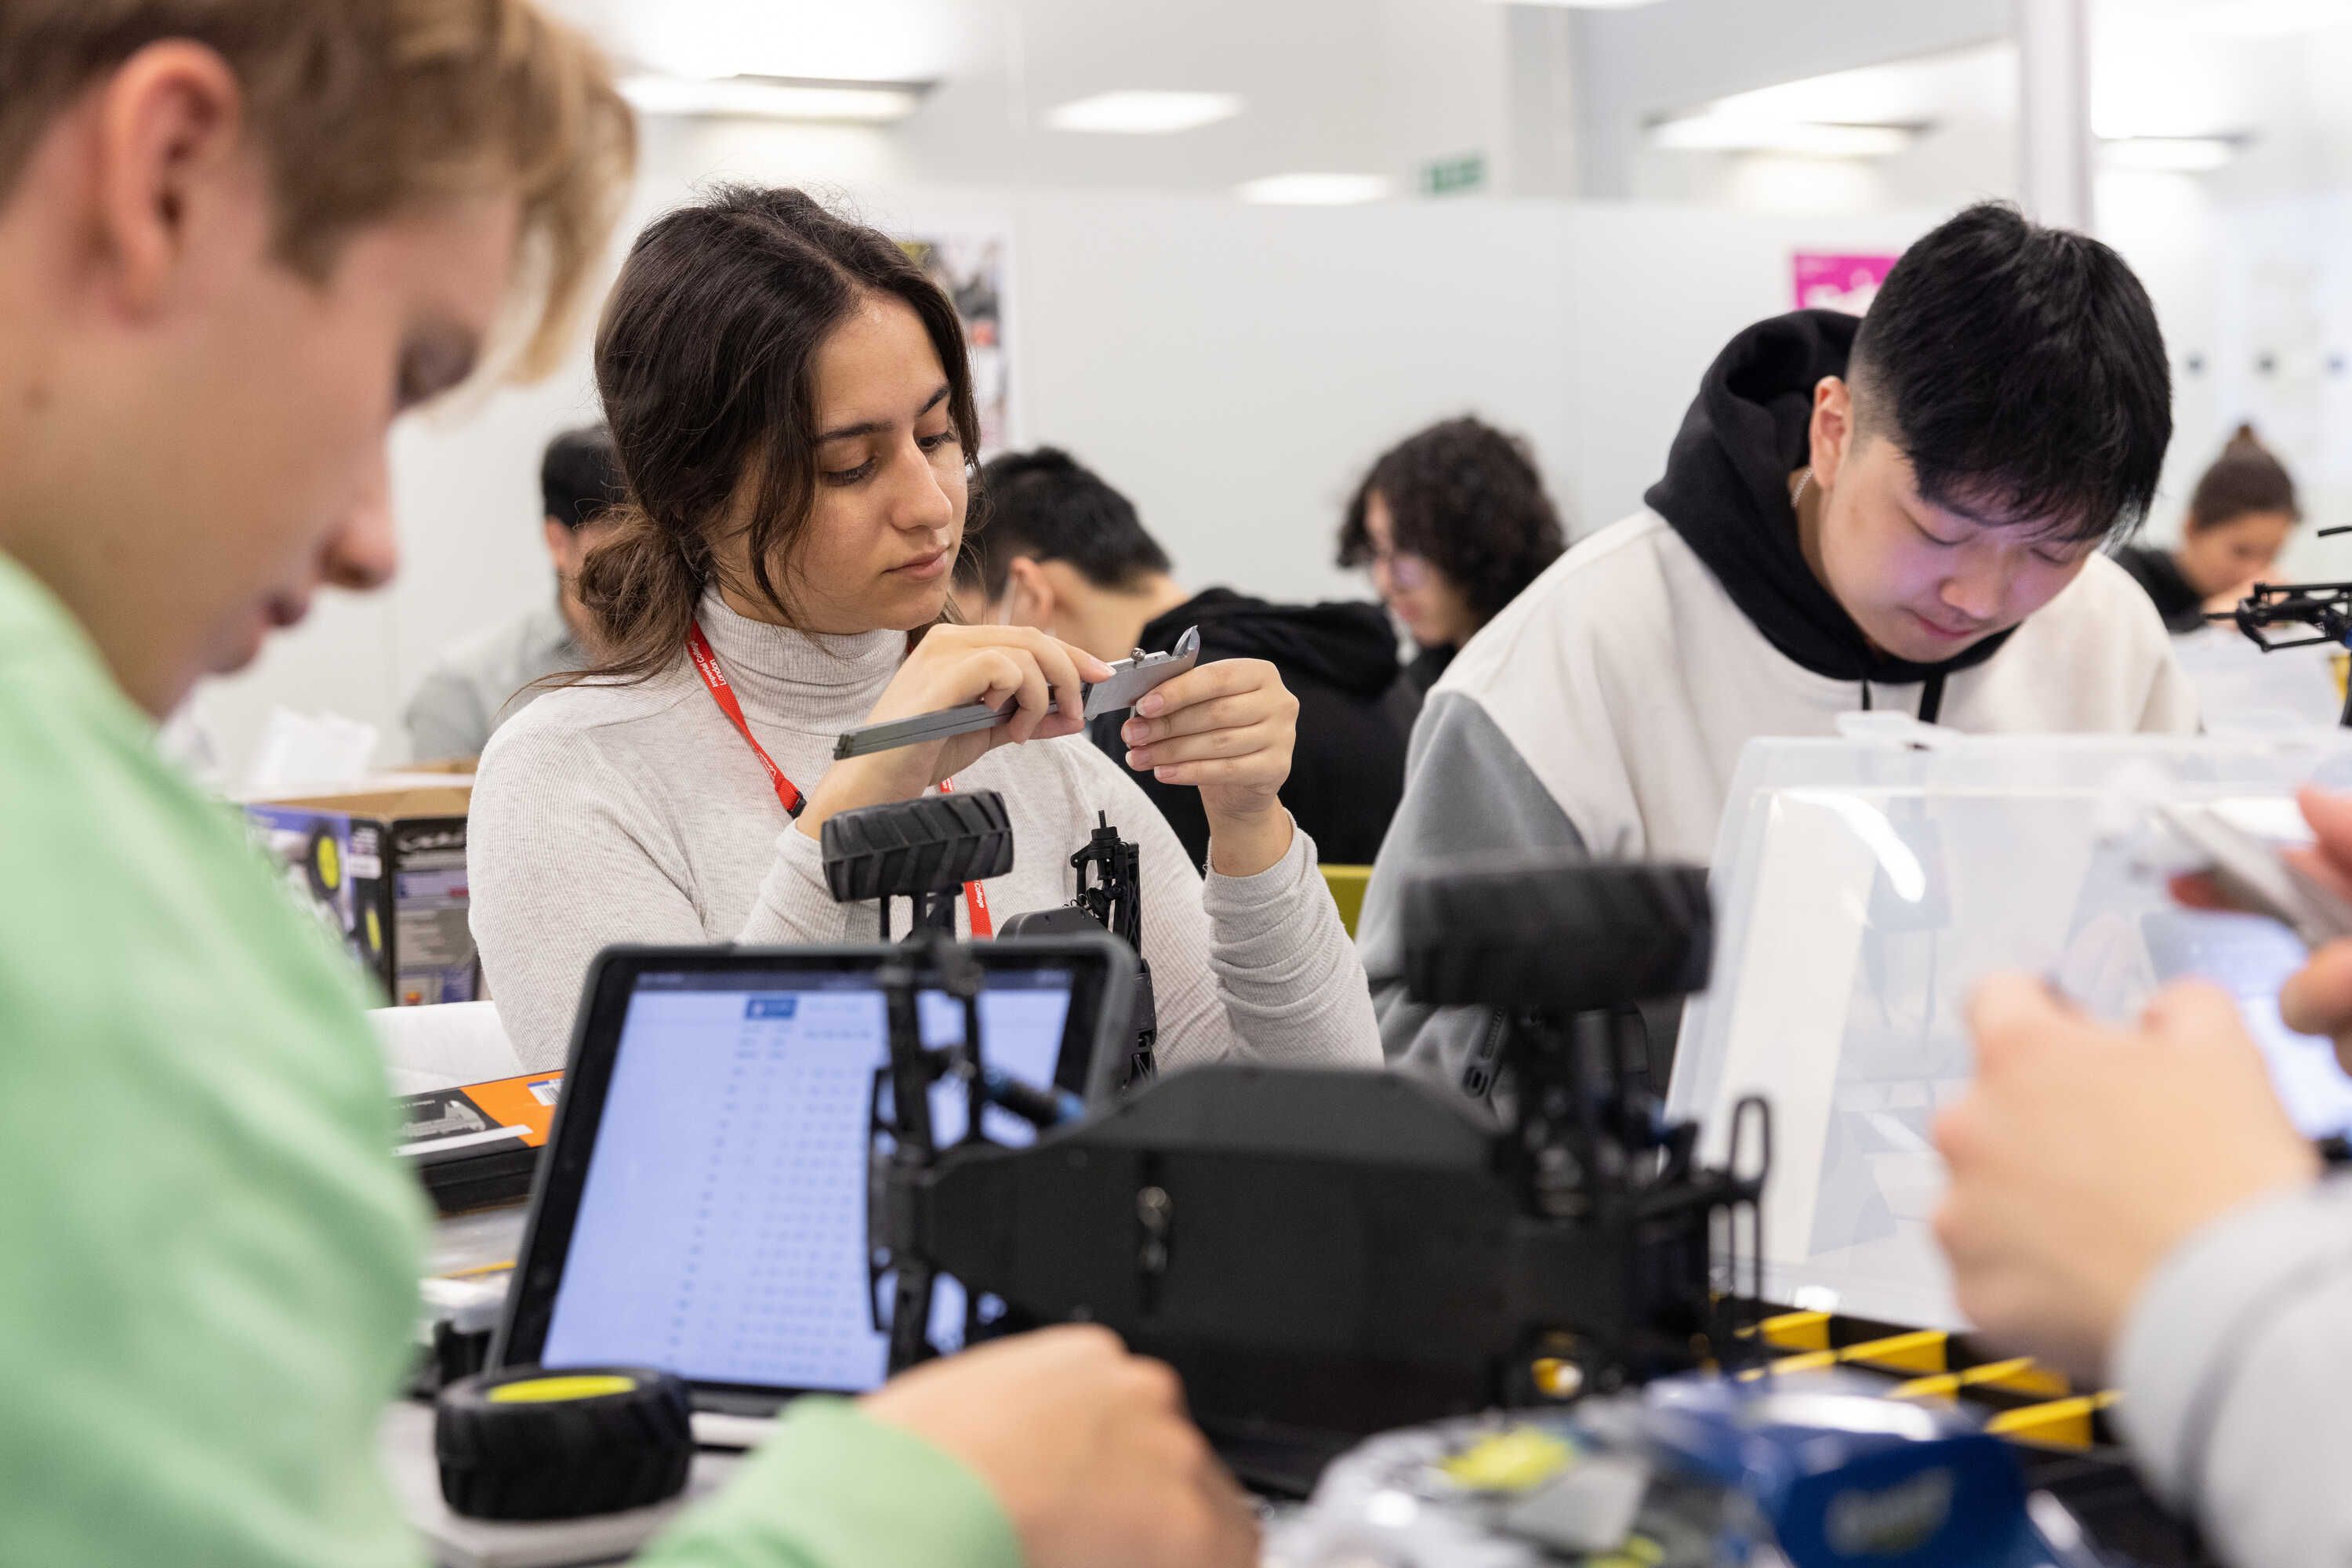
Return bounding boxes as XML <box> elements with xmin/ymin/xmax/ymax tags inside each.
<box><xmin>822</xmin><ymin>788</ymin><xmax>1016</xmax><ymax>904</ymax></box>
<box><xmin>1401</xmin><ymin>857</ymin><xmax>1712</xmax><ymax>1014</ymax></box>
<box><xmin>435</xmin><ymin>1365</ymin><xmax>693</xmax><ymax>1522</ymax></box>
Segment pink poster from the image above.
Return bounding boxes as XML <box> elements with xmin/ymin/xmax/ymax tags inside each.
<box><xmin>1793</xmin><ymin>252</ymin><xmax>1899</xmax><ymax>317</ymax></box>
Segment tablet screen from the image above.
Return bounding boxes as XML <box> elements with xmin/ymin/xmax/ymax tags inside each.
<box><xmin>538</xmin><ymin>966</ymin><xmax>1072</xmax><ymax>1393</ymax></box>
<box><xmin>2143</xmin><ymin>909</ymin><xmax>2352</xmax><ymax>1138</ymax></box>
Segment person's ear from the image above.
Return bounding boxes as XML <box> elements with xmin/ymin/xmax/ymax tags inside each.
<box><xmin>1809</xmin><ymin>376</ymin><xmax>1857</xmax><ymax>492</ymax></box>
<box><xmin>89</xmin><ymin>42</ymin><xmax>249</xmax><ymax>319</ymax></box>
<box><xmin>1004</xmin><ymin>555</ymin><xmax>1055</xmax><ymax>630</ymax></box>
<box><xmin>544</xmin><ymin>518</ymin><xmax>581</xmax><ymax>577</ymax></box>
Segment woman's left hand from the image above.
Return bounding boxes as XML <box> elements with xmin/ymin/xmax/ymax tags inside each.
<box><xmin>1120</xmin><ymin>659</ymin><xmax>1297</xmax><ymax>876</ymax></box>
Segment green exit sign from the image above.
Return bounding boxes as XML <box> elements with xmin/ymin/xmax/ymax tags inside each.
<box><xmin>1421</xmin><ymin>153</ymin><xmax>1487</xmax><ymax>197</ymax></box>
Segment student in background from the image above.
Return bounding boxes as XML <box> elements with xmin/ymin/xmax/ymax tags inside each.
<box><xmin>957</xmin><ymin>447</ymin><xmax>1409</xmax><ymax>866</ymax></box>
<box><xmin>1362</xmin><ymin>203</ymin><xmax>2198</xmax><ymax>1099</ymax></box>
<box><xmin>0</xmin><ymin>6</ymin><xmax>1251</xmax><ymax>1566</ymax></box>
<box><xmin>1335</xmin><ymin>416</ymin><xmax>1566</xmax><ymax>696</ymax></box>
<box><xmin>403</xmin><ymin>425</ymin><xmax>626</xmax><ymax>760</ymax></box>
<box><xmin>2114</xmin><ymin>425</ymin><xmax>2302</xmax><ymax>633</ymax></box>
<box><xmin>466</xmin><ymin>187</ymin><xmax>1378</xmax><ymax>1080</ymax></box>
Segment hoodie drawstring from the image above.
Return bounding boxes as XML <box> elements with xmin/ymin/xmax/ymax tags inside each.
<box><xmin>1918</xmin><ymin>670</ymin><xmax>1947</xmax><ymax>725</ymax></box>
<box><xmin>1857</xmin><ymin>670</ymin><xmax>1947</xmax><ymax>723</ymax></box>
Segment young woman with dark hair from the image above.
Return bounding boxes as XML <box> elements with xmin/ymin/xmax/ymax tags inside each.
<box><xmin>2114</xmin><ymin>426</ymin><xmax>2302</xmax><ymax>633</ymax></box>
<box><xmin>1336</xmin><ymin>417</ymin><xmax>1567</xmax><ymax>694</ymax></box>
<box><xmin>466</xmin><ymin>187</ymin><xmax>1378</xmax><ymax>1074</ymax></box>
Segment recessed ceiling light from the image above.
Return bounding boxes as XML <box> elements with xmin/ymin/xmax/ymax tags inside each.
<box><xmin>619</xmin><ymin>74</ymin><xmax>929</xmax><ymax>124</ymax></box>
<box><xmin>2100</xmin><ymin>135</ymin><xmax>2245</xmax><ymax>172</ymax></box>
<box><xmin>1236</xmin><ymin>173</ymin><xmax>1393</xmax><ymax>205</ymax></box>
<box><xmin>1046</xmin><ymin>91</ymin><xmax>1243</xmax><ymax>135</ymax></box>
<box><xmin>1649</xmin><ymin>113</ymin><xmax>1918</xmax><ymax>158</ymax></box>
<box><xmin>1490</xmin><ymin>0</ymin><xmax>1668</xmax><ymax>8</ymax></box>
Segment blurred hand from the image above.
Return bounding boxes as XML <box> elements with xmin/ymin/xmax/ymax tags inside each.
<box><xmin>799</xmin><ymin>626</ymin><xmax>1113</xmax><ymax>835</ymax></box>
<box><xmin>2175</xmin><ymin>785</ymin><xmax>2352</xmax><ymax>1073</ymax></box>
<box><xmin>860</xmin><ymin>1326</ymin><xmax>1258</xmax><ymax>1568</ymax></box>
<box><xmin>1119</xmin><ymin>659</ymin><xmax>1298</xmax><ymax>876</ymax></box>
<box><xmin>1933</xmin><ymin>975</ymin><xmax>2317</xmax><ymax>1381</ymax></box>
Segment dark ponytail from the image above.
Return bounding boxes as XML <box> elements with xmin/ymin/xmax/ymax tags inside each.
<box><xmin>569</xmin><ymin>505</ymin><xmax>709</xmax><ymax>672</ymax></box>
<box><xmin>561</xmin><ymin>185</ymin><xmax>979</xmax><ymax>686</ymax></box>
<box><xmin>2187</xmin><ymin>423</ymin><xmax>2299</xmax><ymax>534</ymax></box>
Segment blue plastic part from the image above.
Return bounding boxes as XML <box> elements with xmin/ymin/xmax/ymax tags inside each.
<box><xmin>1624</xmin><ymin>1373</ymin><xmax>2086</xmax><ymax>1568</ymax></box>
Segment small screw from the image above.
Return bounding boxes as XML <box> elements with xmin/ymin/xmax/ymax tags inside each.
<box><xmin>1137</xmin><ymin>1185</ymin><xmax>1174</xmax><ymax>1233</ymax></box>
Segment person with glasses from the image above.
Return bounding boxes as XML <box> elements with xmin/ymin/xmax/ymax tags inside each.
<box><xmin>1335</xmin><ymin>416</ymin><xmax>1566</xmax><ymax>698</ymax></box>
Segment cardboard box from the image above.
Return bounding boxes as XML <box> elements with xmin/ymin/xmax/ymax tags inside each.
<box><xmin>395</xmin><ymin>1069</ymin><xmax>561</xmax><ymax>1215</ymax></box>
<box><xmin>245</xmin><ymin>780</ymin><xmax>477</xmax><ymax>1007</ymax></box>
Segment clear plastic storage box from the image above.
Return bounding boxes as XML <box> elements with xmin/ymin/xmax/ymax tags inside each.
<box><xmin>1669</xmin><ymin>724</ymin><xmax>2352</xmax><ymax>1330</ymax></box>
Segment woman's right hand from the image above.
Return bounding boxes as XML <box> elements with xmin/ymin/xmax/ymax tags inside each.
<box><xmin>797</xmin><ymin>625</ymin><xmax>1113</xmax><ymax>836</ymax></box>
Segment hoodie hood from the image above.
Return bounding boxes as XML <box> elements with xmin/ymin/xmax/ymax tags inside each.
<box><xmin>1642</xmin><ymin>308</ymin><xmax>2016</xmax><ymax>686</ymax></box>
<box><xmin>1139</xmin><ymin>588</ymin><xmax>1402</xmax><ymax>699</ymax></box>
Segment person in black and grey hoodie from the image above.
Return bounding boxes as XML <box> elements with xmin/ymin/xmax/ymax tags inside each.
<box><xmin>1363</xmin><ymin>201</ymin><xmax>2199</xmax><ymax>1098</ymax></box>
<box><xmin>957</xmin><ymin>447</ymin><xmax>1410</xmax><ymax>866</ymax></box>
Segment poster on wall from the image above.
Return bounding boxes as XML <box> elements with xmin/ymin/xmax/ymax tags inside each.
<box><xmin>900</xmin><ymin>223</ymin><xmax>1016</xmax><ymax>456</ymax></box>
<box><xmin>1792</xmin><ymin>252</ymin><xmax>1900</xmax><ymax>317</ymax></box>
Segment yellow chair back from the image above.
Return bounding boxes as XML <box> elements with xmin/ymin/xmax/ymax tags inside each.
<box><xmin>1321</xmin><ymin>864</ymin><xmax>1372</xmax><ymax>938</ymax></box>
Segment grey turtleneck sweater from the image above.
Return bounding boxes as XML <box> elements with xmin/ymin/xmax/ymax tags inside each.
<box><xmin>467</xmin><ymin>591</ymin><xmax>1382</xmax><ymax>1074</ymax></box>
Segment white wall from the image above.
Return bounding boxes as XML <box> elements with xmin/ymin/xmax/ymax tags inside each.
<box><xmin>1559</xmin><ymin>205</ymin><xmax>1945</xmax><ymax>536</ymax></box>
<box><xmin>2105</xmin><ymin>179</ymin><xmax>2352</xmax><ymax>579</ymax></box>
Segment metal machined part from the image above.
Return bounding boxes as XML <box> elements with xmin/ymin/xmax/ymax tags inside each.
<box><xmin>833</xmin><ymin>626</ymin><xmax>1202</xmax><ymax>760</ymax></box>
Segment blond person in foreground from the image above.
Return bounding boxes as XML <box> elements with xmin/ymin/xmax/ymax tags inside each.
<box><xmin>0</xmin><ymin>3</ymin><xmax>1249</xmax><ymax>1565</ymax></box>
<box><xmin>1936</xmin><ymin>786</ymin><xmax>2352</xmax><ymax>1568</ymax></box>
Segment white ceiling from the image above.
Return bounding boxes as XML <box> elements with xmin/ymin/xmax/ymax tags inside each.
<box><xmin>546</xmin><ymin>0</ymin><xmax>978</xmax><ymax>82</ymax></box>
<box><xmin>538</xmin><ymin>0</ymin><xmax>2352</xmax><ymax>207</ymax></box>
<box><xmin>546</xmin><ymin>0</ymin><xmax>1521</xmax><ymax>196</ymax></box>
<box><xmin>2100</xmin><ymin>0</ymin><xmax>2352</xmax><ymax>38</ymax></box>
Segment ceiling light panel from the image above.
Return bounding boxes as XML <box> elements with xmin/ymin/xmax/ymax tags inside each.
<box><xmin>2099</xmin><ymin>134</ymin><xmax>2243</xmax><ymax>171</ymax></box>
<box><xmin>1236</xmin><ymin>173</ymin><xmax>1393</xmax><ymax>205</ymax></box>
<box><xmin>1650</xmin><ymin>114</ymin><xmax>1917</xmax><ymax>158</ymax></box>
<box><xmin>619</xmin><ymin>74</ymin><xmax>928</xmax><ymax>123</ymax></box>
<box><xmin>1046</xmin><ymin>91</ymin><xmax>1243</xmax><ymax>135</ymax></box>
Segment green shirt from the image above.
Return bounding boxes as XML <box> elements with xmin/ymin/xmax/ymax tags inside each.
<box><xmin>0</xmin><ymin>551</ymin><xmax>1022</xmax><ymax>1568</ymax></box>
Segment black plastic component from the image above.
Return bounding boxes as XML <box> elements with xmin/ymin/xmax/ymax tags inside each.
<box><xmin>2212</xmin><ymin>576</ymin><xmax>2352</xmax><ymax>726</ymax></box>
<box><xmin>405</xmin><ymin>1138</ymin><xmax>539</xmax><ymax>1217</ymax></box>
<box><xmin>868</xmin><ymin>857</ymin><xmax>1764</xmax><ymax>1490</ymax></box>
<box><xmin>821</xmin><ymin>789</ymin><xmax>1015</xmax><ymax>903</ymax></box>
<box><xmin>1400</xmin><ymin>858</ymin><xmax>1711</xmax><ymax>1014</ymax></box>
<box><xmin>412</xmin><ymin>1317</ymin><xmax>495</xmax><ymax>1401</ymax></box>
<box><xmin>435</xmin><ymin>1365</ymin><xmax>691</xmax><ymax>1521</ymax></box>
<box><xmin>997</xmin><ymin>812</ymin><xmax>1157</xmax><ymax>1086</ymax></box>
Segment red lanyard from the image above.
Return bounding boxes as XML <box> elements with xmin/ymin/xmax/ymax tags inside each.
<box><xmin>686</xmin><ymin>619</ymin><xmax>993</xmax><ymax>938</ymax></box>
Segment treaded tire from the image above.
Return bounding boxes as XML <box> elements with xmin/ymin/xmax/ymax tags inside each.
<box><xmin>435</xmin><ymin>1366</ymin><xmax>692</xmax><ymax>1521</ymax></box>
<box><xmin>1401</xmin><ymin>856</ymin><xmax>1711</xmax><ymax>1014</ymax></box>
<box><xmin>822</xmin><ymin>789</ymin><xmax>1016</xmax><ymax>903</ymax></box>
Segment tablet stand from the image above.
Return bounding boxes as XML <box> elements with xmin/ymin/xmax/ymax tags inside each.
<box><xmin>818</xmin><ymin>789</ymin><xmax>1065</xmax><ymax>1367</ymax></box>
